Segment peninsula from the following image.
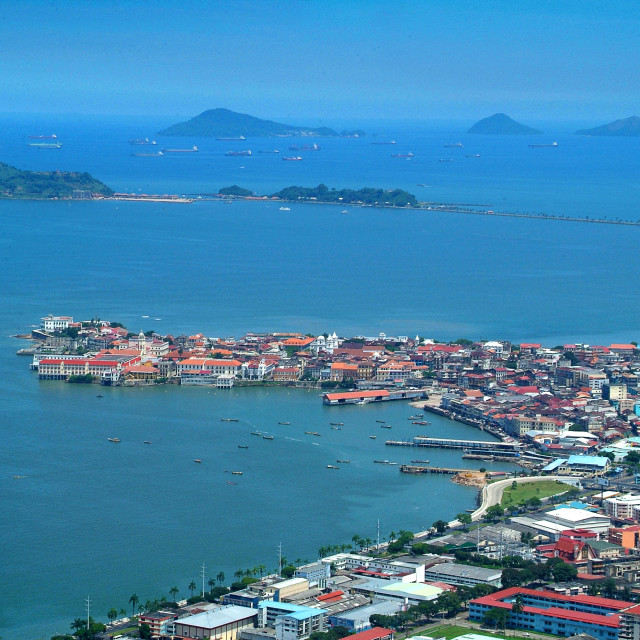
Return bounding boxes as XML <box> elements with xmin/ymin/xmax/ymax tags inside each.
<box><xmin>576</xmin><ymin>115</ymin><xmax>640</xmax><ymax>136</ymax></box>
<box><xmin>157</xmin><ymin>107</ymin><xmax>364</xmax><ymax>138</ymax></box>
<box><xmin>0</xmin><ymin>161</ymin><xmax>113</xmax><ymax>199</ymax></box>
<box><xmin>467</xmin><ymin>113</ymin><xmax>542</xmax><ymax>135</ymax></box>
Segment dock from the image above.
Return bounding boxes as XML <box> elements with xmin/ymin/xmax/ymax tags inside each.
<box><xmin>400</xmin><ymin>465</ymin><xmax>467</xmax><ymax>474</ymax></box>
<box><xmin>323</xmin><ymin>389</ymin><xmax>426</xmax><ymax>406</ymax></box>
<box><xmin>385</xmin><ymin>436</ymin><xmax>521</xmax><ymax>453</ymax></box>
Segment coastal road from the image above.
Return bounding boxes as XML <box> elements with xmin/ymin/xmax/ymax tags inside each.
<box><xmin>469</xmin><ymin>474</ymin><xmax>579</xmax><ymax>522</ymax></box>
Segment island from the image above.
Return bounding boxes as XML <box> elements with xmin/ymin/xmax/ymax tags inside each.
<box><xmin>467</xmin><ymin>113</ymin><xmax>542</xmax><ymax>135</ymax></box>
<box><xmin>157</xmin><ymin>107</ymin><xmax>364</xmax><ymax>138</ymax></box>
<box><xmin>576</xmin><ymin>115</ymin><xmax>640</xmax><ymax>136</ymax></box>
<box><xmin>0</xmin><ymin>161</ymin><xmax>113</xmax><ymax>199</ymax></box>
<box><xmin>268</xmin><ymin>184</ymin><xmax>418</xmax><ymax>207</ymax></box>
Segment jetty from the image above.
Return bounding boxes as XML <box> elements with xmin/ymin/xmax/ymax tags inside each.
<box><xmin>323</xmin><ymin>389</ymin><xmax>426</xmax><ymax>406</ymax></box>
<box><xmin>400</xmin><ymin>465</ymin><xmax>467</xmax><ymax>474</ymax></box>
<box><xmin>385</xmin><ymin>436</ymin><xmax>522</xmax><ymax>454</ymax></box>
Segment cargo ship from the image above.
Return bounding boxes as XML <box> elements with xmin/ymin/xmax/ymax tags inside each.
<box><xmin>29</xmin><ymin>134</ymin><xmax>57</xmax><ymax>139</ymax></box>
<box><xmin>258</xmin><ymin>149</ymin><xmax>280</xmax><ymax>154</ymax></box>
<box><xmin>217</xmin><ymin>136</ymin><xmax>246</xmax><ymax>141</ymax></box>
<box><xmin>162</xmin><ymin>146</ymin><xmax>199</xmax><ymax>153</ymax></box>
<box><xmin>528</xmin><ymin>142</ymin><xmax>558</xmax><ymax>148</ymax></box>
<box><xmin>391</xmin><ymin>152</ymin><xmax>414</xmax><ymax>158</ymax></box>
<box><xmin>129</xmin><ymin>137</ymin><xmax>157</xmax><ymax>145</ymax></box>
<box><xmin>225</xmin><ymin>150</ymin><xmax>252</xmax><ymax>156</ymax></box>
<box><xmin>371</xmin><ymin>140</ymin><xmax>396</xmax><ymax>145</ymax></box>
<box><xmin>282</xmin><ymin>156</ymin><xmax>303</xmax><ymax>161</ymax></box>
<box><xmin>29</xmin><ymin>141</ymin><xmax>62</xmax><ymax>149</ymax></box>
<box><xmin>444</xmin><ymin>142</ymin><xmax>463</xmax><ymax>148</ymax></box>
<box><xmin>132</xmin><ymin>151</ymin><xmax>163</xmax><ymax>157</ymax></box>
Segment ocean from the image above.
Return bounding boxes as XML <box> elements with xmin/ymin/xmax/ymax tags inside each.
<box><xmin>0</xmin><ymin>114</ymin><xmax>639</xmax><ymax>640</ymax></box>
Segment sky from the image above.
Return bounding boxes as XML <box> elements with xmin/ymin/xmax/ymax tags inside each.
<box><xmin>1</xmin><ymin>0</ymin><xmax>638</xmax><ymax>124</ymax></box>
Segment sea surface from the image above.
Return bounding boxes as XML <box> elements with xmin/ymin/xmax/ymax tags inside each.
<box><xmin>1</xmin><ymin>114</ymin><xmax>639</xmax><ymax>640</ymax></box>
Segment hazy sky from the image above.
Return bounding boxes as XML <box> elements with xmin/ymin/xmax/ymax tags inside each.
<box><xmin>1</xmin><ymin>0</ymin><xmax>638</xmax><ymax>123</ymax></box>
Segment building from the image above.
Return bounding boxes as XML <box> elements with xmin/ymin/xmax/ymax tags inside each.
<box><xmin>347</xmin><ymin>628</ymin><xmax>394</xmax><ymax>640</ymax></box>
<box><xmin>174</xmin><ymin>605</ymin><xmax>259</xmax><ymax>640</ymax></box>
<box><xmin>41</xmin><ymin>314</ymin><xmax>74</xmax><ymax>332</ymax></box>
<box><xmin>469</xmin><ymin>587</ymin><xmax>634</xmax><ymax>640</ymax></box>
<box><xmin>138</xmin><ymin>611</ymin><xmax>176</xmax><ymax>636</ymax></box>
<box><xmin>294</xmin><ymin>562</ymin><xmax>331</xmax><ymax>588</ymax></box>
<box><xmin>328</xmin><ymin>602</ymin><xmax>401</xmax><ymax>632</ymax></box>
<box><xmin>609</xmin><ymin>525</ymin><xmax>640</xmax><ymax>550</ymax></box>
<box><xmin>604</xmin><ymin>495</ymin><xmax>640</xmax><ymax>520</ymax></box>
<box><xmin>257</xmin><ymin>602</ymin><xmax>326</xmax><ymax>640</ymax></box>
<box><xmin>542</xmin><ymin>455</ymin><xmax>611</xmax><ymax>477</ymax></box>
<box><xmin>422</xmin><ymin>563</ymin><xmax>502</xmax><ymax>588</ymax></box>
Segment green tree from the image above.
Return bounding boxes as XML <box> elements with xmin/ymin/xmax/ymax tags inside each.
<box><xmin>216</xmin><ymin>571</ymin><xmax>225</xmax><ymax>585</ymax></box>
<box><xmin>433</xmin><ymin>519</ymin><xmax>450</xmax><ymax>534</ymax></box>
<box><xmin>527</xmin><ymin>496</ymin><xmax>542</xmax><ymax>509</ymax></box>
<box><xmin>139</xmin><ymin>623</ymin><xmax>152</xmax><ymax>640</ymax></box>
<box><xmin>188</xmin><ymin>581</ymin><xmax>197</xmax><ymax>597</ymax></box>
<box><xmin>70</xmin><ymin>619</ymin><xmax>85</xmax><ymax>634</ymax></box>
<box><xmin>483</xmin><ymin>607</ymin><xmax>510</xmax><ymax>632</ymax></box>
<box><xmin>457</xmin><ymin>513</ymin><xmax>472</xmax><ymax>530</ymax></box>
<box><xmin>484</xmin><ymin>504</ymin><xmax>504</xmax><ymax>521</ymax></box>
<box><xmin>169</xmin><ymin>586</ymin><xmax>179</xmax><ymax>602</ymax></box>
<box><xmin>129</xmin><ymin>593</ymin><xmax>139</xmax><ymax>617</ymax></box>
<box><xmin>512</xmin><ymin>594</ymin><xmax>524</xmax><ymax>615</ymax></box>
<box><xmin>551</xmin><ymin>561</ymin><xmax>578</xmax><ymax>582</ymax></box>
<box><xmin>436</xmin><ymin>591</ymin><xmax>462</xmax><ymax>617</ymax></box>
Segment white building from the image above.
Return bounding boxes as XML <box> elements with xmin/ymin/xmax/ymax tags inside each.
<box><xmin>174</xmin><ymin>605</ymin><xmax>258</xmax><ymax>640</ymax></box>
<box><xmin>604</xmin><ymin>494</ymin><xmax>640</xmax><ymax>520</ymax></box>
<box><xmin>41</xmin><ymin>315</ymin><xmax>73</xmax><ymax>332</ymax></box>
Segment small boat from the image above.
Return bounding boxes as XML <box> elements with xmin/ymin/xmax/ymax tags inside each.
<box><xmin>129</xmin><ymin>137</ymin><xmax>157</xmax><ymax>145</ymax></box>
<box><xmin>411</xmin><ymin>459</ymin><xmax>429</xmax><ymax>464</ymax></box>
<box><xmin>388</xmin><ymin>462</ymin><xmax>398</xmax><ymax>465</ymax></box>
<box><xmin>282</xmin><ymin>156</ymin><xmax>302</xmax><ymax>161</ymax></box>
<box><xmin>194</xmin><ymin>459</ymin><xmax>202</xmax><ymax>463</ymax></box>
<box><xmin>374</xmin><ymin>460</ymin><xmax>389</xmax><ymax>464</ymax></box>
<box><xmin>331</xmin><ymin>426</ymin><xmax>342</xmax><ymax>430</ymax></box>
<box><xmin>444</xmin><ymin>142</ymin><xmax>463</xmax><ymax>148</ymax></box>
<box><xmin>96</xmin><ymin>394</ymin><xmax>103</xmax><ymax>398</ymax></box>
<box><xmin>391</xmin><ymin>152</ymin><xmax>414</xmax><ymax>158</ymax></box>
<box><xmin>341</xmin><ymin>210</ymin><xmax>348</xmax><ymax>214</ymax></box>
<box><xmin>107</xmin><ymin>437</ymin><xmax>120</xmax><ymax>443</ymax></box>
<box><xmin>327</xmin><ymin>465</ymin><xmax>339</xmax><ymax>469</ymax></box>
<box><xmin>330</xmin><ymin>422</ymin><xmax>344</xmax><ymax>426</ymax></box>
<box><xmin>413</xmin><ymin>420</ymin><xmax>429</xmax><ymax>425</ymax></box>
<box><xmin>251</xmin><ymin>431</ymin><xmax>262</xmax><ymax>436</ymax></box>
<box><xmin>258</xmin><ymin>149</ymin><xmax>280</xmax><ymax>153</ymax></box>
<box><xmin>337</xmin><ymin>459</ymin><xmax>350</xmax><ymax>463</ymax></box>
<box><xmin>144</xmin><ymin>441</ymin><xmax>152</xmax><ymax>445</ymax></box>
<box><xmin>227</xmin><ymin>481</ymin><xmax>238</xmax><ymax>485</ymax></box>
<box><xmin>221</xmin><ymin>418</ymin><xmax>239</xmax><ymax>422</ymax></box>
<box><xmin>305</xmin><ymin>431</ymin><xmax>321</xmax><ymax>436</ymax></box>
<box><xmin>225</xmin><ymin>150</ymin><xmax>252</xmax><ymax>156</ymax></box>
<box><xmin>231</xmin><ymin>471</ymin><xmax>243</xmax><ymax>475</ymax></box>
<box><xmin>376</xmin><ymin>420</ymin><xmax>386</xmax><ymax>423</ymax></box>
<box><xmin>279</xmin><ymin>206</ymin><xmax>291</xmax><ymax>211</ymax></box>
<box><xmin>162</xmin><ymin>145</ymin><xmax>198</xmax><ymax>153</ymax></box>
<box><xmin>237</xmin><ymin>445</ymin><xmax>249</xmax><ymax>449</ymax></box>
<box><xmin>408</xmin><ymin>415</ymin><xmax>423</xmax><ymax>419</ymax></box>
<box><xmin>217</xmin><ymin>136</ymin><xmax>246</xmax><ymax>141</ymax></box>
<box><xmin>466</xmin><ymin>154</ymin><xmax>481</xmax><ymax>158</ymax></box>
<box><xmin>381</xmin><ymin>425</ymin><xmax>392</xmax><ymax>429</ymax></box>
<box><xmin>263</xmin><ymin>435</ymin><xmax>274</xmax><ymax>440</ymax></box>
<box><xmin>369</xmin><ymin>435</ymin><xmax>377</xmax><ymax>439</ymax></box>
<box><xmin>132</xmin><ymin>151</ymin><xmax>163</xmax><ymax>157</ymax></box>
<box><xmin>278</xmin><ymin>421</ymin><xmax>291</xmax><ymax>425</ymax></box>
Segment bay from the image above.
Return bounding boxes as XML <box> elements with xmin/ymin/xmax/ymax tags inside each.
<box><xmin>1</xmin><ymin>115</ymin><xmax>639</xmax><ymax>640</ymax></box>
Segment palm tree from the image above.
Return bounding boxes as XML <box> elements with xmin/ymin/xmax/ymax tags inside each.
<box><xmin>512</xmin><ymin>595</ymin><xmax>524</xmax><ymax>615</ymax></box>
<box><xmin>352</xmin><ymin>534</ymin><xmax>362</xmax><ymax>551</ymax></box>
<box><xmin>233</xmin><ymin>569</ymin><xmax>244</xmax><ymax>581</ymax></box>
<box><xmin>129</xmin><ymin>593</ymin><xmax>139</xmax><ymax>617</ymax></box>
<box><xmin>208</xmin><ymin>578</ymin><xmax>216</xmax><ymax>592</ymax></box>
<box><xmin>188</xmin><ymin>581</ymin><xmax>197</xmax><ymax>597</ymax></box>
<box><xmin>389</xmin><ymin>530</ymin><xmax>396</xmax><ymax>542</ymax></box>
<box><xmin>169</xmin><ymin>586</ymin><xmax>179</xmax><ymax>603</ymax></box>
<box><xmin>257</xmin><ymin>564</ymin><xmax>266</xmax><ymax>579</ymax></box>
<box><xmin>71</xmin><ymin>618</ymin><xmax>85</xmax><ymax>633</ymax></box>
<box><xmin>216</xmin><ymin>571</ymin><xmax>225</xmax><ymax>585</ymax></box>
<box><xmin>107</xmin><ymin>608</ymin><xmax>118</xmax><ymax>624</ymax></box>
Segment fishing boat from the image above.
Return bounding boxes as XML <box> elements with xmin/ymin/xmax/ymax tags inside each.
<box><xmin>237</xmin><ymin>445</ymin><xmax>249</xmax><ymax>449</ymax></box>
<box><xmin>263</xmin><ymin>435</ymin><xmax>274</xmax><ymax>440</ymax></box>
<box><xmin>391</xmin><ymin>152</ymin><xmax>414</xmax><ymax>158</ymax></box>
<box><xmin>413</xmin><ymin>420</ymin><xmax>430</xmax><ymax>425</ymax></box>
<box><xmin>217</xmin><ymin>136</ymin><xmax>246</xmax><ymax>141</ymax></box>
<box><xmin>194</xmin><ymin>459</ymin><xmax>202</xmax><ymax>463</ymax></box>
<box><xmin>96</xmin><ymin>394</ymin><xmax>103</xmax><ymax>398</ymax></box>
<box><xmin>444</xmin><ymin>142</ymin><xmax>463</xmax><ymax>148</ymax></box>
<box><xmin>225</xmin><ymin>150</ymin><xmax>252</xmax><ymax>156</ymax></box>
<box><xmin>331</xmin><ymin>426</ymin><xmax>342</xmax><ymax>430</ymax></box>
<box><xmin>251</xmin><ymin>431</ymin><xmax>262</xmax><ymax>436</ymax></box>
<box><xmin>107</xmin><ymin>437</ymin><xmax>120</xmax><ymax>443</ymax></box>
<box><xmin>231</xmin><ymin>471</ymin><xmax>243</xmax><ymax>475</ymax></box>
<box><xmin>411</xmin><ymin>459</ymin><xmax>429</xmax><ymax>464</ymax></box>
<box><xmin>388</xmin><ymin>462</ymin><xmax>398</xmax><ymax>465</ymax></box>
<box><xmin>337</xmin><ymin>459</ymin><xmax>350</xmax><ymax>463</ymax></box>
<box><xmin>330</xmin><ymin>422</ymin><xmax>344</xmax><ymax>426</ymax></box>
<box><xmin>326</xmin><ymin>465</ymin><xmax>339</xmax><ymax>469</ymax></box>
<box><xmin>279</xmin><ymin>206</ymin><xmax>291</xmax><ymax>211</ymax></box>
<box><xmin>29</xmin><ymin>141</ymin><xmax>62</xmax><ymax>149</ymax></box>
<box><xmin>132</xmin><ymin>151</ymin><xmax>163</xmax><ymax>157</ymax></box>
<box><xmin>282</xmin><ymin>156</ymin><xmax>302</xmax><ymax>161</ymax></box>
<box><xmin>221</xmin><ymin>418</ymin><xmax>239</xmax><ymax>422</ymax></box>
<box><xmin>278</xmin><ymin>421</ymin><xmax>291</xmax><ymax>425</ymax></box>
<box><xmin>258</xmin><ymin>149</ymin><xmax>279</xmax><ymax>153</ymax></box>
<box><xmin>129</xmin><ymin>137</ymin><xmax>157</xmax><ymax>145</ymax></box>
<box><xmin>376</xmin><ymin>420</ymin><xmax>386</xmax><ymax>423</ymax></box>
<box><xmin>144</xmin><ymin>441</ymin><xmax>152</xmax><ymax>445</ymax></box>
<box><xmin>381</xmin><ymin>425</ymin><xmax>392</xmax><ymax>429</ymax></box>
<box><xmin>374</xmin><ymin>460</ymin><xmax>389</xmax><ymax>464</ymax></box>
<box><xmin>369</xmin><ymin>435</ymin><xmax>377</xmax><ymax>439</ymax></box>
<box><xmin>227</xmin><ymin>481</ymin><xmax>238</xmax><ymax>485</ymax></box>
<box><xmin>408</xmin><ymin>415</ymin><xmax>424</xmax><ymax>419</ymax></box>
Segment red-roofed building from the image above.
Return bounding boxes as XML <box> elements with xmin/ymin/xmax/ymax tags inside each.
<box><xmin>348</xmin><ymin>628</ymin><xmax>393</xmax><ymax>640</ymax></box>
<box><xmin>469</xmin><ymin>587</ymin><xmax>633</xmax><ymax>640</ymax></box>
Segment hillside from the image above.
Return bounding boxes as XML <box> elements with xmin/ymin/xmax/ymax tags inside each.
<box><xmin>0</xmin><ymin>162</ymin><xmax>113</xmax><ymax>199</ymax></box>
<box><xmin>158</xmin><ymin>108</ymin><xmax>358</xmax><ymax>138</ymax></box>
<box><xmin>468</xmin><ymin>113</ymin><xmax>542</xmax><ymax>135</ymax></box>
<box><xmin>576</xmin><ymin>116</ymin><xmax>640</xmax><ymax>136</ymax></box>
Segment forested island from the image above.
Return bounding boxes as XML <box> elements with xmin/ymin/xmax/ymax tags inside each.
<box><xmin>219</xmin><ymin>183</ymin><xmax>418</xmax><ymax>207</ymax></box>
<box><xmin>468</xmin><ymin>113</ymin><xmax>542</xmax><ymax>135</ymax></box>
<box><xmin>0</xmin><ymin>162</ymin><xmax>113</xmax><ymax>199</ymax></box>
<box><xmin>576</xmin><ymin>115</ymin><xmax>640</xmax><ymax>136</ymax></box>
<box><xmin>158</xmin><ymin>108</ymin><xmax>364</xmax><ymax>138</ymax></box>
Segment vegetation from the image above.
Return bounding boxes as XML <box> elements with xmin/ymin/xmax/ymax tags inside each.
<box><xmin>271</xmin><ymin>183</ymin><xmax>418</xmax><ymax>207</ymax></box>
<box><xmin>219</xmin><ymin>185</ymin><xmax>253</xmax><ymax>196</ymax></box>
<box><xmin>158</xmin><ymin>107</ymin><xmax>343</xmax><ymax>137</ymax></box>
<box><xmin>467</xmin><ymin>113</ymin><xmax>542</xmax><ymax>135</ymax></box>
<box><xmin>0</xmin><ymin>161</ymin><xmax>112</xmax><ymax>199</ymax></box>
<box><xmin>500</xmin><ymin>480</ymin><xmax>572</xmax><ymax>508</ymax></box>
<box><xmin>68</xmin><ymin>374</ymin><xmax>94</xmax><ymax>384</ymax></box>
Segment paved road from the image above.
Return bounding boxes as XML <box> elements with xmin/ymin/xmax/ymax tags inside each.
<box><xmin>470</xmin><ymin>475</ymin><xmax>578</xmax><ymax>521</ymax></box>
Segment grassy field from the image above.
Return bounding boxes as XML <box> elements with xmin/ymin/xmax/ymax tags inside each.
<box><xmin>500</xmin><ymin>480</ymin><xmax>573</xmax><ymax>508</ymax></box>
<box><xmin>424</xmin><ymin>623</ymin><xmax>555</xmax><ymax>640</ymax></box>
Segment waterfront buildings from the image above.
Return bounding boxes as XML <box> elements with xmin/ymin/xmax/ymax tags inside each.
<box><xmin>174</xmin><ymin>605</ymin><xmax>259</xmax><ymax>640</ymax></box>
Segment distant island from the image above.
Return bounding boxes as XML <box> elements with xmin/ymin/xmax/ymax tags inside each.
<box><xmin>0</xmin><ymin>161</ymin><xmax>113</xmax><ymax>199</ymax></box>
<box><xmin>219</xmin><ymin>183</ymin><xmax>418</xmax><ymax>207</ymax></box>
<box><xmin>158</xmin><ymin>108</ymin><xmax>365</xmax><ymax>138</ymax></box>
<box><xmin>468</xmin><ymin>113</ymin><xmax>542</xmax><ymax>135</ymax></box>
<box><xmin>576</xmin><ymin>116</ymin><xmax>640</xmax><ymax>136</ymax></box>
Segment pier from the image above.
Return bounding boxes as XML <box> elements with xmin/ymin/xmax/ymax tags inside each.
<box><xmin>400</xmin><ymin>465</ymin><xmax>467</xmax><ymax>474</ymax></box>
<box><xmin>385</xmin><ymin>436</ymin><xmax>522</xmax><ymax>452</ymax></box>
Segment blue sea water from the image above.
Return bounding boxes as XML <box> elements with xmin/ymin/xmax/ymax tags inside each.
<box><xmin>1</xmin><ymin>114</ymin><xmax>639</xmax><ymax>640</ymax></box>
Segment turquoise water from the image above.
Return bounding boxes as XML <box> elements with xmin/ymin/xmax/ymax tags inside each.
<box><xmin>1</xmin><ymin>115</ymin><xmax>639</xmax><ymax>639</ymax></box>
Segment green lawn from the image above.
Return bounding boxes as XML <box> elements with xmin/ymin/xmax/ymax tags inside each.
<box><xmin>500</xmin><ymin>480</ymin><xmax>573</xmax><ymax>508</ymax></box>
<box><xmin>424</xmin><ymin>623</ymin><xmax>556</xmax><ymax>640</ymax></box>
